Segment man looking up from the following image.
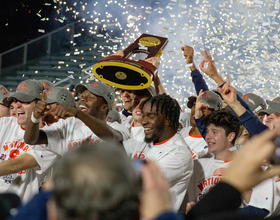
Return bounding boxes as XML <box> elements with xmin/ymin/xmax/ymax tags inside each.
<box><xmin>123</xmin><ymin>93</ymin><xmax>193</xmax><ymax>211</ymax></box>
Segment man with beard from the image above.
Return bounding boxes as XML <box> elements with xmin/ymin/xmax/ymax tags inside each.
<box><xmin>123</xmin><ymin>93</ymin><xmax>193</xmax><ymax>211</ymax></box>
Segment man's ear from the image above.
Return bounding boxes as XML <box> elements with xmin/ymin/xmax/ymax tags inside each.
<box><xmin>101</xmin><ymin>104</ymin><xmax>109</xmax><ymax>113</ymax></box>
<box><xmin>228</xmin><ymin>132</ymin><xmax>236</xmax><ymax>143</ymax></box>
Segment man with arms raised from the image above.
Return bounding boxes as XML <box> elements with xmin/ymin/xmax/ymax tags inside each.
<box><xmin>123</xmin><ymin>93</ymin><xmax>193</xmax><ymax>211</ymax></box>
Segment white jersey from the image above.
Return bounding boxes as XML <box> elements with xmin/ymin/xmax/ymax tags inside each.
<box><xmin>43</xmin><ymin>117</ymin><xmax>130</xmax><ymax>156</ymax></box>
<box><xmin>120</xmin><ymin>112</ymin><xmax>133</xmax><ymax>130</ymax></box>
<box><xmin>130</xmin><ymin>122</ymin><xmax>145</xmax><ymax>142</ymax></box>
<box><xmin>179</xmin><ymin>126</ymin><xmax>210</xmax><ymax>159</ymax></box>
<box><xmin>0</xmin><ymin>117</ymin><xmax>57</xmax><ymax>204</ymax></box>
<box><xmin>123</xmin><ymin>133</ymin><xmax>193</xmax><ymax>211</ymax></box>
<box><xmin>246</xmin><ymin>172</ymin><xmax>280</xmax><ymax>215</ymax></box>
<box><xmin>187</xmin><ymin>157</ymin><xmax>230</xmax><ymax>203</ymax></box>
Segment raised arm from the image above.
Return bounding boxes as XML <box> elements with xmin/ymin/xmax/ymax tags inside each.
<box><xmin>48</xmin><ymin>105</ymin><xmax>125</xmax><ymax>142</ymax></box>
<box><xmin>24</xmin><ymin>90</ymin><xmax>48</xmax><ymax>145</ymax></box>
<box><xmin>218</xmin><ymin>76</ymin><xmax>268</xmax><ymax>136</ymax></box>
<box><xmin>181</xmin><ymin>46</ymin><xmax>209</xmax><ymax>94</ymax></box>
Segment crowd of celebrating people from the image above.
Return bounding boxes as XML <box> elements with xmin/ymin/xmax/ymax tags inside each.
<box><xmin>0</xmin><ymin>46</ymin><xmax>280</xmax><ymax>220</ymax></box>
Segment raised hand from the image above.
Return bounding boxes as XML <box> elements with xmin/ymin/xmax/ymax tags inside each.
<box><xmin>194</xmin><ymin>89</ymin><xmax>209</xmax><ymax>119</ymax></box>
<box><xmin>111</xmin><ymin>50</ymin><xmax>124</xmax><ymax>57</ymax></box>
<box><xmin>33</xmin><ymin>90</ymin><xmax>49</xmax><ymax>119</ymax></box>
<box><xmin>181</xmin><ymin>45</ymin><xmax>194</xmax><ymax>65</ymax></box>
<box><xmin>217</xmin><ymin>75</ymin><xmax>237</xmax><ymax>106</ymax></box>
<box><xmin>199</xmin><ymin>50</ymin><xmax>218</xmax><ymax>77</ymax></box>
<box><xmin>145</xmin><ymin>57</ymin><xmax>160</xmax><ymax>69</ymax></box>
<box><xmin>48</xmin><ymin>104</ymin><xmax>78</xmax><ymax>120</ymax></box>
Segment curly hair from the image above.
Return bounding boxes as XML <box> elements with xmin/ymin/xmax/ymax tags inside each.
<box><xmin>141</xmin><ymin>93</ymin><xmax>181</xmax><ymax>131</ymax></box>
<box><xmin>204</xmin><ymin>108</ymin><xmax>241</xmax><ymax>145</ymax></box>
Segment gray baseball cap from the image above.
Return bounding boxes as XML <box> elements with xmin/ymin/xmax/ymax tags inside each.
<box><xmin>46</xmin><ymin>87</ymin><xmax>76</xmax><ymax>107</ymax></box>
<box><xmin>38</xmin><ymin>79</ymin><xmax>54</xmax><ymax>93</ymax></box>
<box><xmin>106</xmin><ymin>108</ymin><xmax>121</xmax><ymax>123</ymax></box>
<box><xmin>0</xmin><ymin>85</ymin><xmax>10</xmax><ymax>105</ymax></box>
<box><xmin>258</xmin><ymin>100</ymin><xmax>280</xmax><ymax>116</ymax></box>
<box><xmin>212</xmin><ymin>89</ymin><xmax>243</xmax><ymax>99</ymax></box>
<box><xmin>241</xmin><ymin>93</ymin><xmax>266</xmax><ymax>113</ymax></box>
<box><xmin>75</xmin><ymin>81</ymin><xmax>115</xmax><ymax>110</ymax></box>
<box><xmin>7</xmin><ymin>79</ymin><xmax>43</xmax><ymax>102</ymax></box>
<box><xmin>201</xmin><ymin>90</ymin><xmax>223</xmax><ymax>111</ymax></box>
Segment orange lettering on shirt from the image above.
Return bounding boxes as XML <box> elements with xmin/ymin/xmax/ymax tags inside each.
<box><xmin>10</xmin><ymin>149</ymin><xmax>20</xmax><ymax>159</ymax></box>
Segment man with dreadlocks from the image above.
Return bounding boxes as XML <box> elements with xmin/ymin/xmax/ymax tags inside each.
<box><xmin>123</xmin><ymin>93</ymin><xmax>193</xmax><ymax>212</ymax></box>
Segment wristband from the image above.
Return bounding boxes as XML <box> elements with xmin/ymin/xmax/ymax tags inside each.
<box><xmin>31</xmin><ymin>112</ymin><xmax>41</xmax><ymax>124</ymax></box>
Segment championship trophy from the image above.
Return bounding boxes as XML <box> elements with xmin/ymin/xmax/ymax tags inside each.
<box><xmin>92</xmin><ymin>33</ymin><xmax>168</xmax><ymax>90</ymax></box>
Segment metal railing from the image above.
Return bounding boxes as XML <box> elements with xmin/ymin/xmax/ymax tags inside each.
<box><xmin>0</xmin><ymin>21</ymin><xmax>79</xmax><ymax>75</ymax></box>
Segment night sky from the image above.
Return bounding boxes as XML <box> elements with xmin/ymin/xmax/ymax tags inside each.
<box><xmin>0</xmin><ymin>0</ymin><xmax>66</xmax><ymax>53</ymax></box>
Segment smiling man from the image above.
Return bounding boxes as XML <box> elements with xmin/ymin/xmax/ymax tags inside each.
<box><xmin>187</xmin><ymin>108</ymin><xmax>240</xmax><ymax>203</ymax></box>
<box><xmin>0</xmin><ymin>79</ymin><xmax>57</xmax><ymax>204</ymax></box>
<box><xmin>123</xmin><ymin>93</ymin><xmax>193</xmax><ymax>211</ymax></box>
<box><xmin>24</xmin><ymin>81</ymin><xmax>130</xmax><ymax>156</ymax></box>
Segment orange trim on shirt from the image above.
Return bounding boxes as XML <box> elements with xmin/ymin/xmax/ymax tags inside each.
<box><xmin>224</xmin><ymin>159</ymin><xmax>232</xmax><ymax>163</ymax></box>
<box><xmin>131</xmin><ymin>121</ymin><xmax>134</xmax><ymax>127</ymax></box>
<box><xmin>154</xmin><ymin>133</ymin><xmax>177</xmax><ymax>145</ymax></box>
<box><xmin>189</xmin><ymin>130</ymin><xmax>202</xmax><ymax>138</ymax></box>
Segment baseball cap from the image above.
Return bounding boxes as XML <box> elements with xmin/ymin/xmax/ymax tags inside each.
<box><xmin>242</xmin><ymin>93</ymin><xmax>266</xmax><ymax>113</ymax></box>
<box><xmin>75</xmin><ymin>81</ymin><xmax>115</xmax><ymax>110</ymax></box>
<box><xmin>106</xmin><ymin>108</ymin><xmax>121</xmax><ymax>123</ymax></box>
<box><xmin>38</xmin><ymin>79</ymin><xmax>54</xmax><ymax>93</ymax></box>
<box><xmin>132</xmin><ymin>85</ymin><xmax>156</xmax><ymax>97</ymax></box>
<box><xmin>201</xmin><ymin>91</ymin><xmax>223</xmax><ymax>111</ymax></box>
<box><xmin>0</xmin><ymin>85</ymin><xmax>10</xmax><ymax>105</ymax></box>
<box><xmin>7</xmin><ymin>79</ymin><xmax>43</xmax><ymax>102</ymax></box>
<box><xmin>187</xmin><ymin>91</ymin><xmax>222</xmax><ymax>111</ymax></box>
<box><xmin>258</xmin><ymin>100</ymin><xmax>280</xmax><ymax>116</ymax></box>
<box><xmin>46</xmin><ymin>87</ymin><xmax>76</xmax><ymax>107</ymax></box>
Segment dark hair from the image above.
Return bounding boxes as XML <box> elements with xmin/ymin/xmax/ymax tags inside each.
<box><xmin>141</xmin><ymin>93</ymin><xmax>181</xmax><ymax>131</ymax></box>
<box><xmin>204</xmin><ymin>109</ymin><xmax>241</xmax><ymax>145</ymax></box>
<box><xmin>54</xmin><ymin>142</ymin><xmax>140</xmax><ymax>220</ymax></box>
<box><xmin>133</xmin><ymin>89</ymin><xmax>152</xmax><ymax>98</ymax></box>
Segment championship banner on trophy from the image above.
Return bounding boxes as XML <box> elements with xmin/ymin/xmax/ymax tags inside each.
<box><xmin>92</xmin><ymin>33</ymin><xmax>168</xmax><ymax>90</ymax></box>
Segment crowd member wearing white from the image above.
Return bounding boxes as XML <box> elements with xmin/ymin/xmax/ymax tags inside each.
<box><xmin>0</xmin><ymin>85</ymin><xmax>11</xmax><ymax>117</ymax></box>
<box><xmin>0</xmin><ymin>79</ymin><xmax>58</xmax><ymax>204</ymax></box>
<box><xmin>123</xmin><ymin>93</ymin><xmax>193</xmax><ymax>211</ymax></box>
<box><xmin>24</xmin><ymin>81</ymin><xmax>130</xmax><ymax>156</ymax></box>
<box><xmin>187</xmin><ymin>91</ymin><xmax>240</xmax><ymax>204</ymax></box>
<box><xmin>118</xmin><ymin>89</ymin><xmax>134</xmax><ymax>123</ymax></box>
<box><xmin>215</xmin><ymin>76</ymin><xmax>280</xmax><ymax>216</ymax></box>
<box><xmin>129</xmin><ymin>86</ymin><xmax>156</xmax><ymax>141</ymax></box>
<box><xmin>179</xmin><ymin>91</ymin><xmax>222</xmax><ymax>159</ymax></box>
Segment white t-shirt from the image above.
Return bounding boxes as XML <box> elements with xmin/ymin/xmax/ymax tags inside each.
<box><xmin>130</xmin><ymin>121</ymin><xmax>145</xmax><ymax>142</ymax></box>
<box><xmin>247</xmin><ymin>173</ymin><xmax>280</xmax><ymax>215</ymax></box>
<box><xmin>0</xmin><ymin>117</ymin><xmax>57</xmax><ymax>204</ymax></box>
<box><xmin>123</xmin><ymin>133</ymin><xmax>193</xmax><ymax>211</ymax></box>
<box><xmin>187</xmin><ymin>157</ymin><xmax>230</xmax><ymax>203</ymax></box>
<box><xmin>44</xmin><ymin>117</ymin><xmax>130</xmax><ymax>156</ymax></box>
<box><xmin>179</xmin><ymin>126</ymin><xmax>210</xmax><ymax>159</ymax></box>
<box><xmin>120</xmin><ymin>112</ymin><xmax>133</xmax><ymax>130</ymax></box>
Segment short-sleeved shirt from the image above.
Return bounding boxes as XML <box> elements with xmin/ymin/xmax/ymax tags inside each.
<box><xmin>123</xmin><ymin>133</ymin><xmax>193</xmax><ymax>211</ymax></box>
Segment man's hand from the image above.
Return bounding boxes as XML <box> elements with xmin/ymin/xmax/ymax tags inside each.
<box><xmin>213</xmin><ymin>168</ymin><xmax>227</xmax><ymax>179</ymax></box>
<box><xmin>111</xmin><ymin>50</ymin><xmax>124</xmax><ymax>57</ymax></box>
<box><xmin>145</xmin><ymin>57</ymin><xmax>160</xmax><ymax>69</ymax></box>
<box><xmin>48</xmin><ymin>104</ymin><xmax>79</xmax><ymax>120</ymax></box>
<box><xmin>194</xmin><ymin>89</ymin><xmax>209</xmax><ymax>119</ymax></box>
<box><xmin>199</xmin><ymin>50</ymin><xmax>225</xmax><ymax>86</ymax></box>
<box><xmin>140</xmin><ymin>161</ymin><xmax>173</xmax><ymax>220</ymax></box>
<box><xmin>181</xmin><ymin>45</ymin><xmax>196</xmax><ymax>71</ymax></box>
<box><xmin>33</xmin><ymin>90</ymin><xmax>49</xmax><ymax>119</ymax></box>
<box><xmin>217</xmin><ymin>75</ymin><xmax>237</xmax><ymax>106</ymax></box>
<box><xmin>222</xmin><ymin>128</ymin><xmax>280</xmax><ymax>192</ymax></box>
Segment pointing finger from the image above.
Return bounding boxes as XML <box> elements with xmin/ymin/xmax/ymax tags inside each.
<box><xmin>41</xmin><ymin>90</ymin><xmax>47</xmax><ymax>103</ymax></box>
